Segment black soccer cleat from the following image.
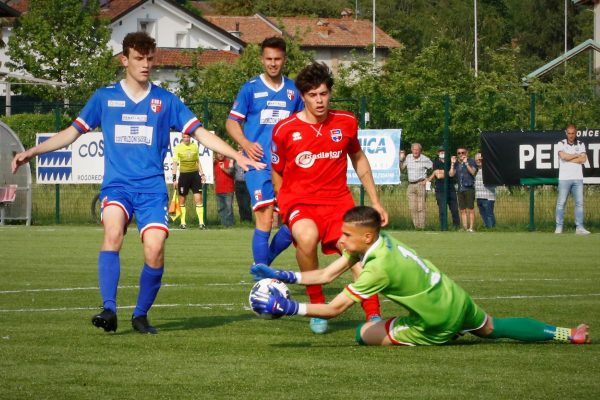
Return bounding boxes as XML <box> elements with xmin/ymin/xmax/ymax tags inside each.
<box><xmin>91</xmin><ymin>308</ymin><xmax>118</xmax><ymax>332</ymax></box>
<box><xmin>131</xmin><ymin>315</ymin><xmax>158</xmax><ymax>334</ymax></box>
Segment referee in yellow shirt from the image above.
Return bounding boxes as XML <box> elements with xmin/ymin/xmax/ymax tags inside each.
<box><xmin>172</xmin><ymin>132</ymin><xmax>206</xmax><ymax>229</ymax></box>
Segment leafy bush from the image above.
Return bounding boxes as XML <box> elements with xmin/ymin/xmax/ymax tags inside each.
<box><xmin>0</xmin><ymin>112</ymin><xmax>72</xmax><ymax>149</ymax></box>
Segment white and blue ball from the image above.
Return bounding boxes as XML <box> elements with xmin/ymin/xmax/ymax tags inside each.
<box><xmin>249</xmin><ymin>278</ymin><xmax>290</xmax><ymax>319</ymax></box>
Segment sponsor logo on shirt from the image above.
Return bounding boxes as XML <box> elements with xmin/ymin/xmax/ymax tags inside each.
<box><xmin>287</xmin><ymin>89</ymin><xmax>295</xmax><ymax>101</ymax></box>
<box><xmin>122</xmin><ymin>114</ymin><xmax>148</xmax><ymax>123</ymax></box>
<box><xmin>330</xmin><ymin>129</ymin><xmax>342</xmax><ymax>142</ymax></box>
<box><xmin>294</xmin><ymin>150</ymin><xmax>343</xmax><ymax>169</ymax></box>
<box><xmin>267</xmin><ymin>101</ymin><xmax>287</xmax><ymax>107</ymax></box>
<box><xmin>151</xmin><ymin>99</ymin><xmax>162</xmax><ymax>113</ymax></box>
<box><xmin>260</xmin><ymin>109</ymin><xmax>290</xmax><ymax>125</ymax></box>
<box><xmin>254</xmin><ymin>189</ymin><xmax>263</xmax><ymax>201</ymax></box>
<box><xmin>292</xmin><ymin>132</ymin><xmax>302</xmax><ymax>141</ymax></box>
<box><xmin>108</xmin><ymin>100</ymin><xmax>126</xmax><ymax>107</ymax></box>
<box><xmin>254</xmin><ymin>92</ymin><xmax>268</xmax><ymax>99</ymax></box>
<box><xmin>115</xmin><ymin>124</ymin><xmax>153</xmax><ymax>145</ymax></box>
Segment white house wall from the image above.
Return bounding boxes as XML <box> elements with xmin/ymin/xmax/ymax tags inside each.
<box><xmin>108</xmin><ymin>0</ymin><xmax>243</xmax><ymax>55</ymax></box>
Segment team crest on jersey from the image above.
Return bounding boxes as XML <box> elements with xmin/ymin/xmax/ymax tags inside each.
<box><xmin>254</xmin><ymin>190</ymin><xmax>263</xmax><ymax>201</ymax></box>
<box><xmin>287</xmin><ymin>89</ymin><xmax>295</xmax><ymax>101</ymax></box>
<box><xmin>151</xmin><ymin>99</ymin><xmax>162</xmax><ymax>113</ymax></box>
<box><xmin>330</xmin><ymin>129</ymin><xmax>342</xmax><ymax>142</ymax></box>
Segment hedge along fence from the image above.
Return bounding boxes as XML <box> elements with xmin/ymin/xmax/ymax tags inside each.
<box><xmin>27</xmin><ymin>182</ymin><xmax>600</xmax><ymax>232</ymax></box>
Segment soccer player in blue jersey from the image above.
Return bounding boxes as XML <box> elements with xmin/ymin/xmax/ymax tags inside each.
<box><xmin>226</xmin><ymin>37</ymin><xmax>304</xmax><ymax>268</ymax></box>
<box><xmin>12</xmin><ymin>32</ymin><xmax>263</xmax><ymax>335</ymax></box>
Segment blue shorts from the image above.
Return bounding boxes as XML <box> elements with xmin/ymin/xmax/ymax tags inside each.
<box><xmin>99</xmin><ymin>187</ymin><xmax>169</xmax><ymax>239</ymax></box>
<box><xmin>245</xmin><ymin>169</ymin><xmax>275</xmax><ymax>211</ymax></box>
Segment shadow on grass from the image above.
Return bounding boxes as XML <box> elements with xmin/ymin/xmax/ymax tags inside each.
<box><xmin>156</xmin><ymin>313</ymin><xmax>255</xmax><ymax>331</ymax></box>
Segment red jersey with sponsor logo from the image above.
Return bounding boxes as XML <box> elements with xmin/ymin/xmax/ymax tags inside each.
<box><xmin>272</xmin><ymin>110</ymin><xmax>360</xmax><ymax>214</ymax></box>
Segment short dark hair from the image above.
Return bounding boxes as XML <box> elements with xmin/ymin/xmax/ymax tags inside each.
<box><xmin>294</xmin><ymin>62</ymin><xmax>334</xmax><ymax>94</ymax></box>
<box><xmin>261</xmin><ymin>36</ymin><xmax>286</xmax><ymax>54</ymax></box>
<box><xmin>123</xmin><ymin>32</ymin><xmax>156</xmax><ymax>57</ymax></box>
<box><xmin>343</xmin><ymin>206</ymin><xmax>381</xmax><ymax>232</ymax></box>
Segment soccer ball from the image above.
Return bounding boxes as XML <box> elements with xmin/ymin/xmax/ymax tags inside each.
<box><xmin>249</xmin><ymin>278</ymin><xmax>290</xmax><ymax>319</ymax></box>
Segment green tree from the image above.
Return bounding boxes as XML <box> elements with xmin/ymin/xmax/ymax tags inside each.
<box><xmin>6</xmin><ymin>0</ymin><xmax>117</xmax><ymax>103</ymax></box>
<box><xmin>176</xmin><ymin>39</ymin><xmax>312</xmax><ymax>135</ymax></box>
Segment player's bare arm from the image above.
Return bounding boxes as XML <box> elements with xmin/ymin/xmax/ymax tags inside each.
<box><xmin>349</xmin><ymin>150</ymin><xmax>389</xmax><ymax>226</ymax></box>
<box><xmin>225</xmin><ymin>118</ymin><xmax>264</xmax><ymax>161</ymax></box>
<box><xmin>297</xmin><ymin>256</ymin><xmax>354</xmax><ymax>285</ymax></box>
<box><xmin>12</xmin><ymin>126</ymin><xmax>80</xmax><ymax>173</ymax></box>
<box><xmin>305</xmin><ymin>292</ymin><xmax>355</xmax><ymax>319</ymax></box>
<box><xmin>193</xmin><ymin>126</ymin><xmax>265</xmax><ymax>172</ymax></box>
<box><xmin>171</xmin><ymin>160</ymin><xmax>179</xmax><ymax>188</ymax></box>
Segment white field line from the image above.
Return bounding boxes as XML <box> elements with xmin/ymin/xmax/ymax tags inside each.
<box><xmin>0</xmin><ymin>278</ymin><xmax>590</xmax><ymax>295</ymax></box>
<box><xmin>0</xmin><ymin>283</ymin><xmax>188</xmax><ymax>294</ymax></box>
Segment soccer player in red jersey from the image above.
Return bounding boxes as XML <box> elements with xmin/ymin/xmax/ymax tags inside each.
<box><xmin>271</xmin><ymin>62</ymin><xmax>389</xmax><ymax>334</ymax></box>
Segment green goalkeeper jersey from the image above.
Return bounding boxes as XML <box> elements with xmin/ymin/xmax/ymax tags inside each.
<box><xmin>173</xmin><ymin>142</ymin><xmax>199</xmax><ymax>173</ymax></box>
<box><xmin>344</xmin><ymin>231</ymin><xmax>476</xmax><ymax>332</ymax></box>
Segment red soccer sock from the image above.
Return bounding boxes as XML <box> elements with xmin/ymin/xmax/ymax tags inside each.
<box><xmin>305</xmin><ymin>284</ymin><xmax>326</xmax><ymax>304</ymax></box>
<box><xmin>361</xmin><ymin>294</ymin><xmax>381</xmax><ymax>320</ymax></box>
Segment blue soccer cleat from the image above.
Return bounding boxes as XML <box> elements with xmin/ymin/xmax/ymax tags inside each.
<box><xmin>309</xmin><ymin>317</ymin><xmax>328</xmax><ymax>334</ymax></box>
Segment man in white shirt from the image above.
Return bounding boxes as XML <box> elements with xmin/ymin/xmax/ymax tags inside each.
<box><xmin>400</xmin><ymin>143</ymin><xmax>432</xmax><ymax>229</ymax></box>
<box><xmin>555</xmin><ymin>124</ymin><xmax>590</xmax><ymax>235</ymax></box>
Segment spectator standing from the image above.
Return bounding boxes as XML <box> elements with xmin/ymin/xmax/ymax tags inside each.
<box><xmin>474</xmin><ymin>152</ymin><xmax>496</xmax><ymax>228</ymax></box>
<box><xmin>428</xmin><ymin>147</ymin><xmax>460</xmax><ymax>230</ymax></box>
<box><xmin>214</xmin><ymin>152</ymin><xmax>235</xmax><ymax>227</ymax></box>
<box><xmin>449</xmin><ymin>146</ymin><xmax>478</xmax><ymax>232</ymax></box>
<box><xmin>400</xmin><ymin>143</ymin><xmax>432</xmax><ymax>229</ymax></box>
<box><xmin>555</xmin><ymin>124</ymin><xmax>590</xmax><ymax>235</ymax></box>
<box><xmin>233</xmin><ymin>151</ymin><xmax>253</xmax><ymax>223</ymax></box>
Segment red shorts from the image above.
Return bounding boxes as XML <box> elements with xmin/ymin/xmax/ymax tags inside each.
<box><xmin>286</xmin><ymin>195</ymin><xmax>355</xmax><ymax>255</ymax></box>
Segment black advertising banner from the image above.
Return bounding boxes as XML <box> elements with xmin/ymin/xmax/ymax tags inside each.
<box><xmin>480</xmin><ymin>130</ymin><xmax>600</xmax><ymax>185</ymax></box>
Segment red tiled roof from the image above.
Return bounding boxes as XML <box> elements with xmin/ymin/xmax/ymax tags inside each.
<box><xmin>98</xmin><ymin>0</ymin><xmax>144</xmax><ymax>20</ymax></box>
<box><xmin>273</xmin><ymin>16</ymin><xmax>400</xmax><ymax>49</ymax></box>
<box><xmin>5</xmin><ymin>0</ymin><xmax>142</xmax><ymax>18</ymax></box>
<box><xmin>205</xmin><ymin>15</ymin><xmax>281</xmax><ymax>44</ymax></box>
<box><xmin>207</xmin><ymin>14</ymin><xmax>400</xmax><ymax>49</ymax></box>
<box><xmin>116</xmin><ymin>48</ymin><xmax>240</xmax><ymax>68</ymax></box>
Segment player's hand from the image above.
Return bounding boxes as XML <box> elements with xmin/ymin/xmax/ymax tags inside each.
<box><xmin>235</xmin><ymin>153</ymin><xmax>266</xmax><ymax>172</ymax></box>
<box><xmin>199</xmin><ymin>173</ymin><xmax>205</xmax><ymax>184</ymax></box>
<box><xmin>250</xmin><ymin>264</ymin><xmax>297</xmax><ymax>283</ymax></box>
<box><xmin>372</xmin><ymin>203</ymin><xmax>389</xmax><ymax>227</ymax></box>
<box><xmin>12</xmin><ymin>150</ymin><xmax>34</xmax><ymax>174</ymax></box>
<box><xmin>242</xmin><ymin>142</ymin><xmax>264</xmax><ymax>162</ymax></box>
<box><xmin>250</xmin><ymin>289</ymin><xmax>299</xmax><ymax>317</ymax></box>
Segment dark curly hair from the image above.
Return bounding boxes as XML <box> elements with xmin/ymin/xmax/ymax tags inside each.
<box><xmin>294</xmin><ymin>62</ymin><xmax>334</xmax><ymax>94</ymax></box>
<box><xmin>122</xmin><ymin>31</ymin><xmax>156</xmax><ymax>57</ymax></box>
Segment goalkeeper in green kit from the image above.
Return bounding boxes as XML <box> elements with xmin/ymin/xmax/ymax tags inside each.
<box><xmin>250</xmin><ymin>206</ymin><xmax>590</xmax><ymax>346</ymax></box>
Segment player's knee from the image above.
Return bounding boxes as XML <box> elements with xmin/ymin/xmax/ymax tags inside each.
<box><xmin>355</xmin><ymin>322</ymin><xmax>367</xmax><ymax>345</ymax></box>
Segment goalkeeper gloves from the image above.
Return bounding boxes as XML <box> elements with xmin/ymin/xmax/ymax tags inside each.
<box><xmin>250</xmin><ymin>263</ymin><xmax>298</xmax><ymax>283</ymax></box>
<box><xmin>250</xmin><ymin>288</ymin><xmax>299</xmax><ymax>317</ymax></box>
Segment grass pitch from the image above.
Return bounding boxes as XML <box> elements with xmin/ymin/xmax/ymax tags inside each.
<box><xmin>0</xmin><ymin>226</ymin><xmax>598</xmax><ymax>399</ymax></box>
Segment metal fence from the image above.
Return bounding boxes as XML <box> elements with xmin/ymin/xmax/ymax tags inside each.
<box><xmin>2</xmin><ymin>93</ymin><xmax>598</xmax><ymax>231</ymax></box>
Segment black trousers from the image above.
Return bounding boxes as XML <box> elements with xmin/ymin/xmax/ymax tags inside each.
<box><xmin>435</xmin><ymin>189</ymin><xmax>460</xmax><ymax>228</ymax></box>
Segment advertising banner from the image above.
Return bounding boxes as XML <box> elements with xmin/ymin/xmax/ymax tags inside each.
<box><xmin>347</xmin><ymin>129</ymin><xmax>402</xmax><ymax>185</ymax></box>
<box><xmin>36</xmin><ymin>132</ymin><xmax>215</xmax><ymax>184</ymax></box>
<box><xmin>480</xmin><ymin>130</ymin><xmax>600</xmax><ymax>185</ymax></box>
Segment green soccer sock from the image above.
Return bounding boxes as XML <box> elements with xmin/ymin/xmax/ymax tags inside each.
<box><xmin>196</xmin><ymin>204</ymin><xmax>204</xmax><ymax>224</ymax></box>
<box><xmin>180</xmin><ymin>205</ymin><xmax>187</xmax><ymax>225</ymax></box>
<box><xmin>487</xmin><ymin>317</ymin><xmax>559</xmax><ymax>342</ymax></box>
